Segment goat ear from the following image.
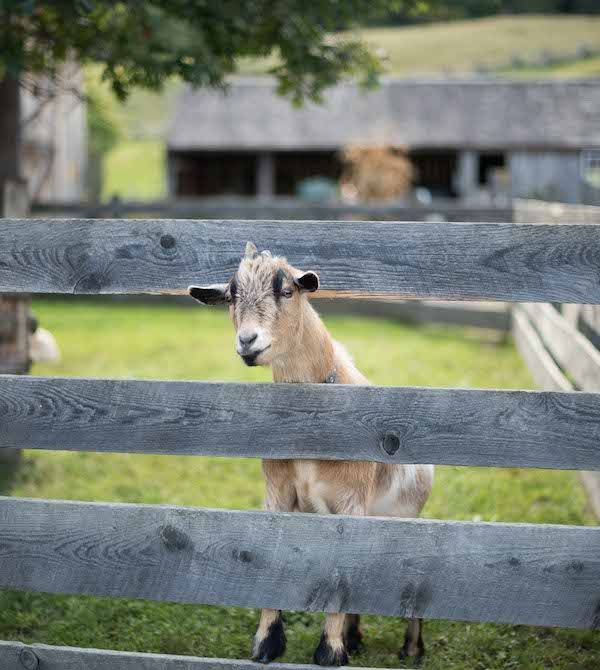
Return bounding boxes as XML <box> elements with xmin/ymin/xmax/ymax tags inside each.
<box><xmin>244</xmin><ymin>241</ymin><xmax>258</xmax><ymax>259</ymax></box>
<box><xmin>294</xmin><ymin>271</ymin><xmax>319</xmax><ymax>293</ymax></box>
<box><xmin>188</xmin><ymin>284</ymin><xmax>230</xmax><ymax>305</ymax></box>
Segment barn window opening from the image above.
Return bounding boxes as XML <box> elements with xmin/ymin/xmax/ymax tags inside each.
<box><xmin>581</xmin><ymin>149</ymin><xmax>600</xmax><ymax>189</ymax></box>
<box><xmin>478</xmin><ymin>153</ymin><xmax>506</xmax><ymax>186</ymax></box>
<box><xmin>409</xmin><ymin>150</ymin><xmax>458</xmax><ymax>198</ymax></box>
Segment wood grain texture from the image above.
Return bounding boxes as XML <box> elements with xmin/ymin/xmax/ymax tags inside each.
<box><xmin>1</xmin><ymin>219</ymin><xmax>600</xmax><ymax>302</ymax></box>
<box><xmin>521</xmin><ymin>303</ymin><xmax>600</xmax><ymax>391</ymax></box>
<box><xmin>2</xmin><ymin>376</ymin><xmax>600</xmax><ymax>470</ymax></box>
<box><xmin>512</xmin><ymin>308</ymin><xmax>573</xmax><ymax>392</ymax></box>
<box><xmin>0</xmin><ymin>642</ymin><xmax>347</xmax><ymax>670</ymax></box>
<box><xmin>1</xmin><ymin>497</ymin><xmax>599</xmax><ymax>628</ymax></box>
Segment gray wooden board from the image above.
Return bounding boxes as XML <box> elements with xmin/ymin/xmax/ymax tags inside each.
<box><xmin>581</xmin><ymin>305</ymin><xmax>600</xmax><ymax>350</ymax></box>
<box><xmin>0</xmin><ymin>642</ymin><xmax>352</xmax><ymax>670</ymax></box>
<box><xmin>1</xmin><ymin>497</ymin><xmax>599</xmax><ymax>628</ymax></box>
<box><xmin>512</xmin><ymin>308</ymin><xmax>573</xmax><ymax>392</ymax></box>
<box><xmin>522</xmin><ymin>303</ymin><xmax>600</xmax><ymax>391</ymax></box>
<box><xmin>581</xmin><ymin>471</ymin><xmax>600</xmax><ymax>521</ymax></box>
<box><xmin>1</xmin><ymin>219</ymin><xmax>600</xmax><ymax>302</ymax></box>
<box><xmin>2</xmin><ymin>376</ymin><xmax>600</xmax><ymax>470</ymax></box>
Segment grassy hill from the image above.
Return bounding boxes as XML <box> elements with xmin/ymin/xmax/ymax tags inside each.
<box><xmin>358</xmin><ymin>15</ymin><xmax>600</xmax><ymax>75</ymax></box>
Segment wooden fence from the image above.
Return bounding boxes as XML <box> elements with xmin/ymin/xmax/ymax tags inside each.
<box><xmin>32</xmin><ymin>197</ymin><xmax>513</xmax><ymax>223</ymax></box>
<box><xmin>514</xmin><ymin>199</ymin><xmax>600</xmax><ymax>519</ymax></box>
<box><xmin>0</xmin><ymin>181</ymin><xmax>30</xmax><ymax>467</ymax></box>
<box><xmin>1</xmin><ymin>216</ymin><xmax>600</xmax><ymax>669</ymax></box>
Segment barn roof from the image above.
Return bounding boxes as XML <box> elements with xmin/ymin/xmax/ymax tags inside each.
<box><xmin>168</xmin><ymin>77</ymin><xmax>600</xmax><ymax>152</ymax></box>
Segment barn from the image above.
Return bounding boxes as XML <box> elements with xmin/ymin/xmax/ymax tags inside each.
<box><xmin>167</xmin><ymin>78</ymin><xmax>600</xmax><ymax>204</ymax></box>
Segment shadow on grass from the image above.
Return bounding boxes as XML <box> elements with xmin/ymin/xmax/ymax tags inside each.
<box><xmin>0</xmin><ymin>450</ymin><xmax>24</xmax><ymax>496</ymax></box>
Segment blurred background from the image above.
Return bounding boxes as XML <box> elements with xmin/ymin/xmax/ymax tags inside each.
<box><xmin>1</xmin><ymin>2</ymin><xmax>600</xmax><ymax>669</ymax></box>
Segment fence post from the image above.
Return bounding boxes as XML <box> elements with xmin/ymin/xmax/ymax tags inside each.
<box><xmin>0</xmin><ymin>180</ymin><xmax>30</xmax><ymax>465</ymax></box>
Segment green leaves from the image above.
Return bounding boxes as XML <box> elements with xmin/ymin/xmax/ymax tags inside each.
<box><xmin>0</xmin><ymin>0</ymin><xmax>399</xmax><ymax>103</ymax></box>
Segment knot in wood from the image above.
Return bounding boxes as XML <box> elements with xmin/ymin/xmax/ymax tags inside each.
<box><xmin>19</xmin><ymin>648</ymin><xmax>39</xmax><ymax>669</ymax></box>
<box><xmin>160</xmin><ymin>234</ymin><xmax>176</xmax><ymax>249</ymax></box>
<box><xmin>381</xmin><ymin>431</ymin><xmax>401</xmax><ymax>456</ymax></box>
<box><xmin>159</xmin><ymin>524</ymin><xmax>191</xmax><ymax>551</ymax></box>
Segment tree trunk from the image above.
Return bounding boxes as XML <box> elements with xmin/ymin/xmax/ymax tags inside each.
<box><xmin>0</xmin><ymin>75</ymin><xmax>21</xmax><ymax>213</ymax></box>
<box><xmin>0</xmin><ymin>75</ymin><xmax>29</xmax><ymax>466</ymax></box>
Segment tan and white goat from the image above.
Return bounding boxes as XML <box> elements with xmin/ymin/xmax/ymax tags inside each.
<box><xmin>189</xmin><ymin>242</ymin><xmax>434</xmax><ymax>666</ymax></box>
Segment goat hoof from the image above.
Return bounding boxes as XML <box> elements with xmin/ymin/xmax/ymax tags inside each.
<box><xmin>345</xmin><ymin>627</ymin><xmax>363</xmax><ymax>655</ymax></box>
<box><xmin>251</xmin><ymin>619</ymin><xmax>286</xmax><ymax>664</ymax></box>
<box><xmin>398</xmin><ymin>641</ymin><xmax>425</xmax><ymax>666</ymax></box>
<box><xmin>313</xmin><ymin>634</ymin><xmax>349</xmax><ymax>666</ymax></box>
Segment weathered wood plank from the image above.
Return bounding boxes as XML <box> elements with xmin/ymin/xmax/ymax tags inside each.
<box><xmin>2</xmin><ymin>376</ymin><xmax>600</xmax><ymax>470</ymax></box>
<box><xmin>1</xmin><ymin>498</ymin><xmax>599</xmax><ymax>628</ymax></box>
<box><xmin>512</xmin><ymin>308</ymin><xmax>600</xmax><ymax>517</ymax></box>
<box><xmin>580</xmin><ymin>305</ymin><xmax>600</xmax><ymax>350</ymax></box>
<box><xmin>0</xmin><ymin>642</ymin><xmax>346</xmax><ymax>670</ymax></box>
<box><xmin>1</xmin><ymin>219</ymin><xmax>600</xmax><ymax>302</ymax></box>
<box><xmin>512</xmin><ymin>308</ymin><xmax>573</xmax><ymax>392</ymax></box>
<box><xmin>0</xmin><ymin>180</ymin><xmax>30</xmax><ymax>465</ymax></box>
<box><xmin>521</xmin><ymin>303</ymin><xmax>600</xmax><ymax>391</ymax></box>
<box><xmin>581</xmin><ymin>471</ymin><xmax>600</xmax><ymax>520</ymax></box>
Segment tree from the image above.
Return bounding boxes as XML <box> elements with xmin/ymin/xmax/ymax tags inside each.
<box><xmin>0</xmin><ymin>1</ymin><xmax>423</xmax><ymax>208</ymax></box>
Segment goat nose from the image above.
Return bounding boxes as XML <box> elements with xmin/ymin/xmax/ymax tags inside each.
<box><xmin>238</xmin><ymin>332</ymin><xmax>258</xmax><ymax>347</ymax></box>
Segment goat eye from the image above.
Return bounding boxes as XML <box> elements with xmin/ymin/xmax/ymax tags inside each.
<box><xmin>281</xmin><ymin>288</ymin><xmax>293</xmax><ymax>298</ymax></box>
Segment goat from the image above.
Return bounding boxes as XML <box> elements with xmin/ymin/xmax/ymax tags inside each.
<box><xmin>189</xmin><ymin>242</ymin><xmax>434</xmax><ymax>666</ymax></box>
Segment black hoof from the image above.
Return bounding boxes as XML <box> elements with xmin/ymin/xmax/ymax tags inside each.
<box><xmin>398</xmin><ymin>640</ymin><xmax>425</xmax><ymax>666</ymax></box>
<box><xmin>345</xmin><ymin>626</ymin><xmax>363</xmax><ymax>654</ymax></box>
<box><xmin>313</xmin><ymin>633</ymin><xmax>349</xmax><ymax>667</ymax></box>
<box><xmin>252</xmin><ymin>618</ymin><xmax>286</xmax><ymax>664</ymax></box>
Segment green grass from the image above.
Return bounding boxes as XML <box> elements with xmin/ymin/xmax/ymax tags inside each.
<box><xmin>102</xmin><ymin>139</ymin><xmax>166</xmax><ymax>201</ymax></box>
<box><xmin>1</xmin><ymin>299</ymin><xmax>598</xmax><ymax>668</ymax></box>
<box><xmin>500</xmin><ymin>55</ymin><xmax>600</xmax><ymax>78</ymax></box>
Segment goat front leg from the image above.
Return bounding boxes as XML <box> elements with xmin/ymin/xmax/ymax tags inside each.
<box><xmin>252</xmin><ymin>460</ymin><xmax>296</xmax><ymax>664</ymax></box>
<box><xmin>399</xmin><ymin>618</ymin><xmax>425</xmax><ymax>664</ymax></box>
<box><xmin>253</xmin><ymin>608</ymin><xmax>287</xmax><ymax>665</ymax></box>
<box><xmin>314</xmin><ymin>480</ymin><xmax>372</xmax><ymax>667</ymax></box>
<box><xmin>344</xmin><ymin>613</ymin><xmax>362</xmax><ymax>654</ymax></box>
<box><xmin>314</xmin><ymin>613</ymin><xmax>349</xmax><ymax>667</ymax></box>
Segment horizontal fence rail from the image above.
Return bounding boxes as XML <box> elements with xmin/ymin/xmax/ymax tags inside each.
<box><xmin>521</xmin><ymin>303</ymin><xmax>600</xmax><ymax>392</ymax></box>
<box><xmin>512</xmin><ymin>304</ymin><xmax>600</xmax><ymax>520</ymax></box>
<box><xmin>0</xmin><ymin>643</ymin><xmax>345</xmax><ymax>670</ymax></box>
<box><xmin>31</xmin><ymin>198</ymin><xmax>514</xmax><ymax>223</ymax></box>
<box><xmin>2</xmin><ymin>376</ymin><xmax>600</xmax><ymax>470</ymax></box>
<box><xmin>1</xmin><ymin>219</ymin><xmax>600</xmax><ymax>302</ymax></box>
<box><xmin>1</xmin><ymin>498</ymin><xmax>599</xmax><ymax>629</ymax></box>
<box><xmin>512</xmin><ymin>308</ymin><xmax>573</xmax><ymax>393</ymax></box>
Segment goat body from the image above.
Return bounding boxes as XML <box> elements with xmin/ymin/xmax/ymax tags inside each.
<box><xmin>189</xmin><ymin>243</ymin><xmax>433</xmax><ymax>665</ymax></box>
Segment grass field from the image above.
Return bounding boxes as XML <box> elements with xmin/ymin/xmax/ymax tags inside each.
<box><xmin>1</xmin><ymin>299</ymin><xmax>598</xmax><ymax>669</ymax></box>
<box><xmin>355</xmin><ymin>15</ymin><xmax>600</xmax><ymax>75</ymax></box>
<box><xmin>102</xmin><ymin>140</ymin><xmax>166</xmax><ymax>201</ymax></box>
<box><xmin>238</xmin><ymin>15</ymin><xmax>600</xmax><ymax>76</ymax></box>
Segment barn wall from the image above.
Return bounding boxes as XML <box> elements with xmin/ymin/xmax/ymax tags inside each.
<box><xmin>509</xmin><ymin>151</ymin><xmax>582</xmax><ymax>204</ymax></box>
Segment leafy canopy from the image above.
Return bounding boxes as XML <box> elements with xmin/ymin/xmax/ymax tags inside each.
<box><xmin>0</xmin><ymin>1</ymin><xmax>421</xmax><ymax>103</ymax></box>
